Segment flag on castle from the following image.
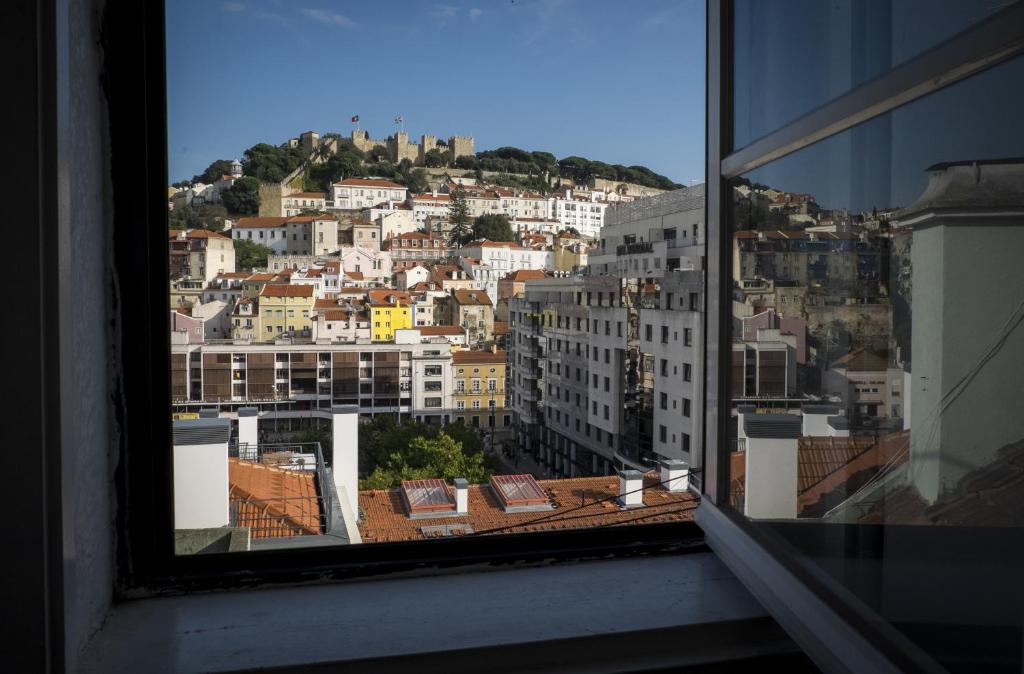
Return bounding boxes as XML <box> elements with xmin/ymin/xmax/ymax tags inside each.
<box><xmin>351</xmin><ymin>115</ymin><xmax>359</xmax><ymax>123</ymax></box>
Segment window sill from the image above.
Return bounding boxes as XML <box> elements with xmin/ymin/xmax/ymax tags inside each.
<box><xmin>78</xmin><ymin>553</ymin><xmax>798</xmax><ymax>673</ymax></box>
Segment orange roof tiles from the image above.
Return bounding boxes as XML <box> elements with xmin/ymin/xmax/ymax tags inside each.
<box><xmin>234</xmin><ymin>217</ymin><xmax>288</xmax><ymax>229</ymax></box>
<box><xmin>184</xmin><ymin>229</ymin><xmax>230</xmax><ymax>239</ymax></box>
<box><xmin>452</xmin><ymin>289</ymin><xmax>492</xmax><ymax>306</ymax></box>
<box><xmin>493</xmin><ymin>321</ymin><xmax>509</xmax><ymax>335</ymax></box>
<box><xmin>259</xmin><ymin>284</ymin><xmax>314</xmax><ymax>298</ymax></box>
<box><xmin>453</xmin><ymin>349</ymin><xmax>505</xmax><ymax>365</ymax></box>
<box><xmin>345</xmin><ymin>271</ymin><xmax>365</xmax><ymax>280</ymax></box>
<box><xmin>502</xmin><ymin>269</ymin><xmax>548</xmax><ymax>282</ymax></box>
<box><xmin>286</xmin><ymin>213</ymin><xmax>338</xmax><ymax>222</ymax></box>
<box><xmin>283</xmin><ymin>191</ymin><xmax>326</xmax><ymax>200</ymax></box>
<box><xmin>357</xmin><ymin>472</ymin><xmax>697</xmax><ymax>543</ymax></box>
<box><xmin>228</xmin><ymin>458</ymin><xmax>322</xmax><ymax>538</ymax></box>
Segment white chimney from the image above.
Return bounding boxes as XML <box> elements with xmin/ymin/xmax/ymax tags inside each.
<box><xmin>173</xmin><ymin>418</ymin><xmax>230</xmax><ymax>529</ymax></box>
<box><xmin>659</xmin><ymin>460</ymin><xmax>689</xmax><ymax>492</ymax></box>
<box><xmin>617</xmin><ymin>470</ymin><xmax>644</xmax><ymax>507</ymax></box>
<box><xmin>331</xmin><ymin>405</ymin><xmax>360</xmax><ymax>515</ymax></box>
<box><xmin>237</xmin><ymin>406</ymin><xmax>258</xmax><ymax>460</ymax></box>
<box><xmin>801</xmin><ymin>404</ymin><xmax>841</xmax><ymax>437</ymax></box>
<box><xmin>454</xmin><ymin>478</ymin><xmax>469</xmax><ymax>514</ymax></box>
<box><xmin>741</xmin><ymin>413</ymin><xmax>801</xmax><ymax>519</ymax></box>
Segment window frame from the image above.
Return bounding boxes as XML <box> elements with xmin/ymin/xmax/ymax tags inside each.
<box><xmin>698</xmin><ymin>2</ymin><xmax>1024</xmax><ymax>672</ymax></box>
<box><xmin>113</xmin><ymin>0</ymin><xmax>704</xmax><ymax>597</ymax></box>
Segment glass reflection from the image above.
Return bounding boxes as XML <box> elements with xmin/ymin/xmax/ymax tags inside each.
<box><xmin>732</xmin><ymin>0</ymin><xmax>1005</xmax><ymax>149</ymax></box>
<box><xmin>728</xmin><ymin>54</ymin><xmax>1024</xmax><ymax>668</ymax></box>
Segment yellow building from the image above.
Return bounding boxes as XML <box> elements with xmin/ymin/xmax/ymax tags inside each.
<box><xmin>452</xmin><ymin>348</ymin><xmax>508</xmax><ymax>428</ymax></box>
<box><xmin>257</xmin><ymin>284</ymin><xmax>315</xmax><ymax>339</ymax></box>
<box><xmin>370</xmin><ymin>299</ymin><xmax>412</xmax><ymax>342</ymax></box>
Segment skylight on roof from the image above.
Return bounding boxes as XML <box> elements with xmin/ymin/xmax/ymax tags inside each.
<box><xmin>490</xmin><ymin>474</ymin><xmax>552</xmax><ymax>512</ymax></box>
<box><xmin>401</xmin><ymin>479</ymin><xmax>456</xmax><ymax>517</ymax></box>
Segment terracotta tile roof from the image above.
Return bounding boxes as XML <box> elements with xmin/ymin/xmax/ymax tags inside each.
<box><xmin>502</xmin><ymin>269</ymin><xmax>548</xmax><ymax>282</ymax></box>
<box><xmin>259</xmin><ymin>284</ymin><xmax>314</xmax><ymax>298</ymax></box>
<box><xmin>408</xmin><ymin>281</ymin><xmax>439</xmax><ymax>292</ymax></box>
<box><xmin>418</xmin><ymin>326</ymin><xmax>464</xmax><ymax>336</ymax></box>
<box><xmin>228</xmin><ymin>458</ymin><xmax>321</xmax><ymax>538</ymax></box>
<box><xmin>320</xmin><ymin>309</ymin><xmax>357</xmax><ymax>321</ymax></box>
<box><xmin>336</xmin><ymin>178</ymin><xmax>407</xmax><ymax>189</ymax></box>
<box><xmin>282</xmin><ymin>191</ymin><xmax>326</xmax><ymax>200</ymax></box>
<box><xmin>798</xmin><ymin>431</ymin><xmax>910</xmax><ymax>517</ymax></box>
<box><xmin>286</xmin><ymin>213</ymin><xmax>337</xmax><ymax>222</ymax></box>
<box><xmin>831</xmin><ymin>348</ymin><xmax>890</xmax><ymax>372</ymax></box>
<box><xmin>493</xmin><ymin>321</ymin><xmax>509</xmax><ymax>335</ymax></box>
<box><xmin>184</xmin><ymin>229</ymin><xmax>230</xmax><ymax>239</ymax></box>
<box><xmin>358</xmin><ymin>472</ymin><xmax>697</xmax><ymax>543</ymax></box>
<box><xmin>345</xmin><ymin>271</ymin><xmax>364</xmax><ymax>280</ymax></box>
<box><xmin>215</xmin><ymin>271</ymin><xmax>251</xmax><ymax>279</ymax></box>
<box><xmin>453</xmin><ymin>349</ymin><xmax>505</xmax><ymax>364</ymax></box>
<box><xmin>246</xmin><ymin>272</ymin><xmax>279</xmax><ymax>282</ymax></box>
<box><xmin>452</xmin><ymin>289</ymin><xmax>492</xmax><ymax>306</ymax></box>
<box><xmin>412</xmin><ymin>193</ymin><xmax>451</xmax><ymax>202</ymax></box>
<box><xmin>234</xmin><ymin>216</ymin><xmax>288</xmax><ymax>229</ymax></box>
<box><xmin>368</xmin><ymin>289</ymin><xmax>411</xmax><ymax>304</ymax></box>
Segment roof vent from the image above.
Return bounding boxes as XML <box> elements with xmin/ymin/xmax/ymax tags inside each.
<box><xmin>659</xmin><ymin>460</ymin><xmax>689</xmax><ymax>493</ymax></box>
<box><xmin>617</xmin><ymin>470</ymin><xmax>645</xmax><ymax>507</ymax></box>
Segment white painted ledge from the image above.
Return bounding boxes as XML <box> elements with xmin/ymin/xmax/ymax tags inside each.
<box><xmin>78</xmin><ymin>553</ymin><xmax>796</xmax><ymax>673</ymax></box>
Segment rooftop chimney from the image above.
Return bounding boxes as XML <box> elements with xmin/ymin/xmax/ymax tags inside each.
<box><xmin>331</xmin><ymin>405</ymin><xmax>360</xmax><ymax>516</ymax></box>
<box><xmin>237</xmin><ymin>407</ymin><xmax>258</xmax><ymax>460</ymax></box>
<box><xmin>172</xmin><ymin>418</ymin><xmax>230</xmax><ymax>529</ymax></box>
<box><xmin>659</xmin><ymin>460</ymin><xmax>689</xmax><ymax>493</ymax></box>
<box><xmin>454</xmin><ymin>478</ymin><xmax>469</xmax><ymax>514</ymax></box>
<box><xmin>617</xmin><ymin>470</ymin><xmax>644</xmax><ymax>507</ymax></box>
<box><xmin>741</xmin><ymin>413</ymin><xmax>801</xmax><ymax>519</ymax></box>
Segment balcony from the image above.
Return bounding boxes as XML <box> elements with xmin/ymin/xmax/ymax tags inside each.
<box><xmin>616</xmin><ymin>241</ymin><xmax>654</xmax><ymax>256</ymax></box>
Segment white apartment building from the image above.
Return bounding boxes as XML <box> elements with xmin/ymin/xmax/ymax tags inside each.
<box><xmin>330</xmin><ymin>178</ymin><xmax>408</xmax><ymax>210</ymax></box>
<box><xmin>231</xmin><ymin>216</ymin><xmax>289</xmax><ymax>255</ymax></box>
<box><xmin>640</xmin><ymin>271</ymin><xmax>704</xmax><ymax>464</ymax></box>
<box><xmin>454</xmin><ymin>240</ymin><xmax>554</xmax><ymax>276</ymax></box>
<box><xmin>589</xmin><ymin>185</ymin><xmax>706</xmax><ymax>277</ymax></box>
<box><xmin>549</xmin><ymin>192</ymin><xmax>609</xmax><ymax>239</ymax></box>
<box><xmin>281</xmin><ymin>191</ymin><xmax>327</xmax><ymax>217</ymax></box>
<box><xmin>410</xmin><ymin>192</ymin><xmax>451</xmax><ymax>225</ymax></box>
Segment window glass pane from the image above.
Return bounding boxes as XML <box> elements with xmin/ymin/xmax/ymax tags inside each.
<box><xmin>167</xmin><ymin>0</ymin><xmax>705</xmax><ymax>554</ymax></box>
<box><xmin>732</xmin><ymin>0</ymin><xmax>1001</xmax><ymax>149</ymax></box>
<box><xmin>728</xmin><ymin>54</ymin><xmax>1024</xmax><ymax>668</ymax></box>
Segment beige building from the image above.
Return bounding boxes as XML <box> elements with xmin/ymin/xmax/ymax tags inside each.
<box><xmin>443</xmin><ymin>288</ymin><xmax>494</xmax><ymax>346</ymax></box>
<box><xmin>169</xmin><ymin>229</ymin><xmax>236</xmax><ymax>284</ymax></box>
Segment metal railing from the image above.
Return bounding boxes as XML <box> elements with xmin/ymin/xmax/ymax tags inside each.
<box><xmin>228</xmin><ymin>440</ymin><xmax>334</xmax><ymax>536</ymax></box>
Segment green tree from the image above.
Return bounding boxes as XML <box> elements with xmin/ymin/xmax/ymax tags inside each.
<box><xmin>234</xmin><ymin>238</ymin><xmax>272</xmax><ymax>271</ymax></box>
<box><xmin>403</xmin><ymin>168</ymin><xmax>429</xmax><ymax>194</ymax></box>
<box><xmin>447</xmin><ymin>185</ymin><xmax>472</xmax><ymax>246</ymax></box>
<box><xmin>221</xmin><ymin>176</ymin><xmax>261</xmax><ymax>215</ymax></box>
<box><xmin>472</xmin><ymin>214</ymin><xmax>514</xmax><ymax>242</ymax></box>
<box><xmin>193</xmin><ymin>159</ymin><xmax>235</xmax><ymax>185</ymax></box>
<box><xmin>241</xmin><ymin>143</ymin><xmax>305</xmax><ymax>183</ymax></box>
<box><xmin>424</xmin><ymin>148</ymin><xmax>447</xmax><ymax>167</ymax></box>
<box><xmin>360</xmin><ymin>431</ymin><xmax>492</xmax><ymax>490</ymax></box>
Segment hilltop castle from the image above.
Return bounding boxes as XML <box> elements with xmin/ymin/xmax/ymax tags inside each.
<box><xmin>330</xmin><ymin>130</ymin><xmax>474</xmax><ymax>166</ymax></box>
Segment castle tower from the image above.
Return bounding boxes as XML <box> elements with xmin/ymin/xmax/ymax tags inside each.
<box><xmin>419</xmin><ymin>134</ymin><xmax>438</xmax><ymax>165</ymax></box>
<box><xmin>448</xmin><ymin>135</ymin><xmax>475</xmax><ymax>162</ymax></box>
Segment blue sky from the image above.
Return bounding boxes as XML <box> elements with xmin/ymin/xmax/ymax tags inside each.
<box><xmin>165</xmin><ymin>0</ymin><xmax>705</xmax><ymax>184</ymax></box>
